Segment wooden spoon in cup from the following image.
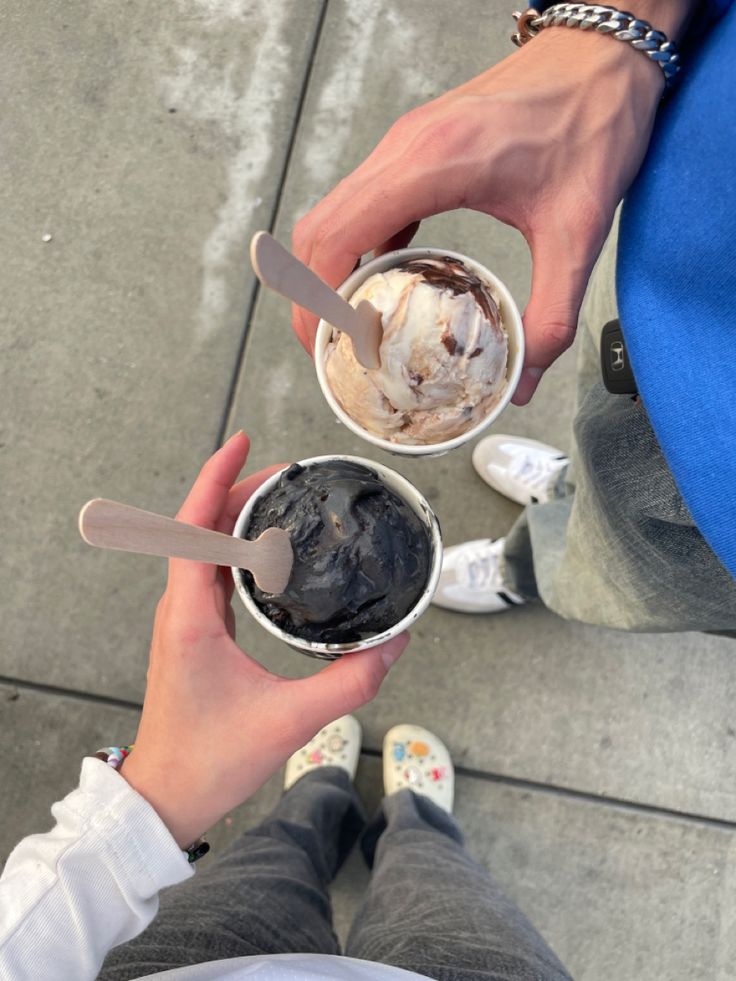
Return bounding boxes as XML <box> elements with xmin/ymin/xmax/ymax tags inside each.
<box><xmin>250</xmin><ymin>230</ymin><xmax>383</xmax><ymax>370</ymax></box>
<box><xmin>79</xmin><ymin>498</ymin><xmax>293</xmax><ymax>594</ymax></box>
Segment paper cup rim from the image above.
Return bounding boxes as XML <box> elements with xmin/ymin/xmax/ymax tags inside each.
<box><xmin>231</xmin><ymin>454</ymin><xmax>443</xmax><ymax>658</ymax></box>
<box><xmin>315</xmin><ymin>247</ymin><xmax>525</xmax><ymax>458</ymax></box>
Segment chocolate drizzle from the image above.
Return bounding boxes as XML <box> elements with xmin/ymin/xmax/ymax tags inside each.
<box><xmin>399</xmin><ymin>256</ymin><xmax>499</xmax><ymax>325</ymax></box>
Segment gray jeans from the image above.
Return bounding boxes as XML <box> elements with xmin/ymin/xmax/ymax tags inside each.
<box><xmin>503</xmin><ymin>223</ymin><xmax>736</xmax><ymax>634</ymax></box>
<box><xmin>98</xmin><ymin>768</ymin><xmax>570</xmax><ymax>981</ymax></box>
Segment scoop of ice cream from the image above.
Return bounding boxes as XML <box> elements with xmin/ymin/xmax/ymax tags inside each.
<box><xmin>242</xmin><ymin>460</ymin><xmax>432</xmax><ymax>644</ymax></box>
<box><xmin>325</xmin><ymin>256</ymin><xmax>508</xmax><ymax>445</ymax></box>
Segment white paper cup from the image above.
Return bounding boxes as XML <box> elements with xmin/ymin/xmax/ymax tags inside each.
<box><xmin>231</xmin><ymin>455</ymin><xmax>443</xmax><ymax>660</ymax></box>
<box><xmin>315</xmin><ymin>247</ymin><xmax>524</xmax><ymax>458</ymax></box>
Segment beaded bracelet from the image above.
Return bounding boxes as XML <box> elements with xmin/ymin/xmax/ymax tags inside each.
<box><xmin>512</xmin><ymin>4</ymin><xmax>681</xmax><ymax>89</ymax></box>
<box><xmin>94</xmin><ymin>745</ymin><xmax>210</xmax><ymax>864</ymax></box>
<box><xmin>94</xmin><ymin>744</ymin><xmax>134</xmax><ymax>768</ymax></box>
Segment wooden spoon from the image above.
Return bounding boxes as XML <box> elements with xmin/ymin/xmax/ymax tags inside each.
<box><xmin>79</xmin><ymin>498</ymin><xmax>293</xmax><ymax>594</ymax></box>
<box><xmin>250</xmin><ymin>230</ymin><xmax>382</xmax><ymax>370</ymax></box>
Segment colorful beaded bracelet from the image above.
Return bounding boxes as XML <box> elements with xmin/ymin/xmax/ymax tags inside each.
<box><xmin>94</xmin><ymin>745</ymin><xmax>210</xmax><ymax>864</ymax></box>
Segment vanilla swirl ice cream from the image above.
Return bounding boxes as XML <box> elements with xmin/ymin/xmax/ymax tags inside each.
<box><xmin>325</xmin><ymin>256</ymin><xmax>508</xmax><ymax>445</ymax></box>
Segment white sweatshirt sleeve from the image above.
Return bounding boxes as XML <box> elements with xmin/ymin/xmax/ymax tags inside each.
<box><xmin>0</xmin><ymin>756</ymin><xmax>194</xmax><ymax>981</ymax></box>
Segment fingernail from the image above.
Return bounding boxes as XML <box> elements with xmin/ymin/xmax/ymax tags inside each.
<box><xmin>381</xmin><ymin>632</ymin><xmax>409</xmax><ymax>669</ymax></box>
<box><xmin>225</xmin><ymin>430</ymin><xmax>245</xmax><ymax>443</ymax></box>
<box><xmin>526</xmin><ymin>367</ymin><xmax>544</xmax><ymax>380</ymax></box>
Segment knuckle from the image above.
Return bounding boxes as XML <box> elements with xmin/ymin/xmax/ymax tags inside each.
<box><xmin>310</xmin><ymin>220</ymin><xmax>332</xmax><ymax>249</ymax></box>
<box><xmin>539</xmin><ymin>319</ymin><xmax>576</xmax><ymax>355</ymax></box>
<box><xmin>168</xmin><ymin>621</ymin><xmax>206</xmax><ymax>648</ymax></box>
<box><xmin>200</xmin><ymin>459</ymin><xmax>231</xmax><ymax>495</ymax></box>
<box><xmin>166</xmin><ymin>613</ymin><xmax>228</xmax><ymax>651</ymax></box>
<box><xmin>345</xmin><ymin>663</ymin><xmax>383</xmax><ymax>708</ymax></box>
<box><xmin>291</xmin><ymin>216</ymin><xmax>313</xmax><ymax>258</ymax></box>
<box><xmin>307</xmin><ymin>218</ymin><xmax>343</xmax><ymax>259</ymax></box>
<box><xmin>386</xmin><ymin>107</ymin><xmax>423</xmax><ymax>140</ymax></box>
<box><xmin>293</xmin><ymin>197</ymin><xmax>350</xmax><ymax>262</ymax></box>
<box><xmin>405</xmin><ymin>112</ymin><xmax>469</xmax><ymax>161</ymax></box>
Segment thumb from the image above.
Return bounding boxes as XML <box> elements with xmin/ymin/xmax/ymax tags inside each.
<box><xmin>512</xmin><ymin>236</ymin><xmax>594</xmax><ymax>406</ymax></box>
<box><xmin>290</xmin><ymin>632</ymin><xmax>410</xmax><ymax>728</ymax></box>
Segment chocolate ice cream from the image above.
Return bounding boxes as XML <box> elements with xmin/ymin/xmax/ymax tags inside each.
<box><xmin>242</xmin><ymin>460</ymin><xmax>431</xmax><ymax>643</ymax></box>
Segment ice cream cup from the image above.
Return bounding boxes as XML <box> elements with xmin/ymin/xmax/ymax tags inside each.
<box><xmin>231</xmin><ymin>454</ymin><xmax>443</xmax><ymax>660</ymax></box>
<box><xmin>315</xmin><ymin>247</ymin><xmax>525</xmax><ymax>458</ymax></box>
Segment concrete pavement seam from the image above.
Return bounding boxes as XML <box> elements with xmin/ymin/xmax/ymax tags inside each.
<box><xmin>359</xmin><ymin>747</ymin><xmax>736</xmax><ymax>832</ymax></box>
<box><xmin>0</xmin><ymin>677</ymin><xmax>142</xmax><ymax>713</ymax></box>
<box><xmin>214</xmin><ymin>0</ymin><xmax>330</xmax><ymax>449</ymax></box>
<box><xmin>5</xmin><ymin>674</ymin><xmax>732</xmax><ymax>831</ymax></box>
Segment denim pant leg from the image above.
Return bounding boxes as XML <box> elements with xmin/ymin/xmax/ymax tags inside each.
<box><xmin>346</xmin><ymin>790</ymin><xmax>571</xmax><ymax>981</ymax></box>
<box><xmin>502</xmin><ymin>221</ymin><xmax>736</xmax><ymax>634</ymax></box>
<box><xmin>98</xmin><ymin>768</ymin><xmax>365</xmax><ymax>980</ymax></box>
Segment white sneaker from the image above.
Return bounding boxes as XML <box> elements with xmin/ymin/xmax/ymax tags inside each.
<box><xmin>431</xmin><ymin>537</ymin><xmax>525</xmax><ymax>614</ymax></box>
<box><xmin>383</xmin><ymin>724</ymin><xmax>454</xmax><ymax>813</ymax></box>
<box><xmin>472</xmin><ymin>434</ymin><xmax>568</xmax><ymax>506</ymax></box>
<box><xmin>284</xmin><ymin>715</ymin><xmax>361</xmax><ymax>791</ymax></box>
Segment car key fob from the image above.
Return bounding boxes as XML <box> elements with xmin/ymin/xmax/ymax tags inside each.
<box><xmin>601</xmin><ymin>319</ymin><xmax>638</xmax><ymax>395</ymax></box>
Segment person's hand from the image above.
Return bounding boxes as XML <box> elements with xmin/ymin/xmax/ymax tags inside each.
<box><xmin>291</xmin><ymin>27</ymin><xmax>667</xmax><ymax>404</ymax></box>
<box><xmin>121</xmin><ymin>432</ymin><xmax>409</xmax><ymax>848</ymax></box>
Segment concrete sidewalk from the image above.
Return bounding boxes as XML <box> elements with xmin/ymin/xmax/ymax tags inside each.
<box><xmin>2</xmin><ymin>3</ymin><xmax>735</xmax><ymax>979</ymax></box>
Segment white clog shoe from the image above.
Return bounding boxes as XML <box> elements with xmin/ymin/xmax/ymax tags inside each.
<box><xmin>284</xmin><ymin>714</ymin><xmax>362</xmax><ymax>791</ymax></box>
<box><xmin>383</xmin><ymin>723</ymin><xmax>454</xmax><ymax>813</ymax></box>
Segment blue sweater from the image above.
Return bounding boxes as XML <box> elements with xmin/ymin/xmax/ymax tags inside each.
<box><xmin>533</xmin><ymin>2</ymin><xmax>736</xmax><ymax>578</ymax></box>
<box><xmin>618</xmin><ymin>1</ymin><xmax>736</xmax><ymax>578</ymax></box>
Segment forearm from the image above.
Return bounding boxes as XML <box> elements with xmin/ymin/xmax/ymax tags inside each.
<box><xmin>0</xmin><ymin>758</ymin><xmax>192</xmax><ymax>979</ymax></box>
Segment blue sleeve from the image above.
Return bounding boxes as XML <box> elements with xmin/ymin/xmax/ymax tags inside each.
<box><xmin>531</xmin><ymin>2</ymin><xmax>734</xmax><ymax>24</ymax></box>
<box><xmin>706</xmin><ymin>0</ymin><xmax>734</xmax><ymax>13</ymax></box>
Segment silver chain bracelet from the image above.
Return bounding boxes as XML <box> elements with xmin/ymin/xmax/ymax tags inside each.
<box><xmin>511</xmin><ymin>4</ymin><xmax>681</xmax><ymax>87</ymax></box>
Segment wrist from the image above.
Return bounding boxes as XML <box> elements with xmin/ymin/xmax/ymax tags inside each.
<box><xmin>523</xmin><ymin>2</ymin><xmax>694</xmax><ymax>94</ymax></box>
<box><xmin>616</xmin><ymin>1</ymin><xmax>697</xmax><ymax>41</ymax></box>
<box><xmin>533</xmin><ymin>1</ymin><xmax>696</xmax><ymax>39</ymax></box>
<box><xmin>530</xmin><ymin>26</ymin><xmax>664</xmax><ymax>101</ymax></box>
<box><xmin>120</xmin><ymin>753</ymin><xmax>212</xmax><ymax>849</ymax></box>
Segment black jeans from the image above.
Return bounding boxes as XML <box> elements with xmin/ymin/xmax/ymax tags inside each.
<box><xmin>99</xmin><ymin>769</ymin><xmax>570</xmax><ymax>981</ymax></box>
